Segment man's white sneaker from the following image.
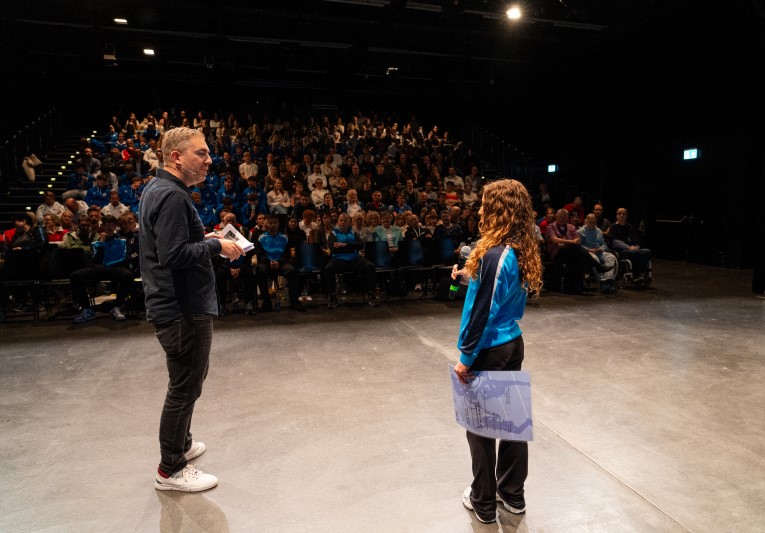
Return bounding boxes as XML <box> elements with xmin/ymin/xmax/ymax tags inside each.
<box><xmin>462</xmin><ymin>487</ymin><xmax>497</xmax><ymax>524</ymax></box>
<box><xmin>184</xmin><ymin>440</ymin><xmax>206</xmax><ymax>462</ymax></box>
<box><xmin>155</xmin><ymin>464</ymin><xmax>218</xmax><ymax>492</ymax></box>
<box><xmin>110</xmin><ymin>306</ymin><xmax>126</xmax><ymax>321</ymax></box>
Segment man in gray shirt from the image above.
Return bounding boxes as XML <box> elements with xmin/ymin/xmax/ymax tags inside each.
<box><xmin>140</xmin><ymin>127</ymin><xmax>243</xmax><ymax>492</ymax></box>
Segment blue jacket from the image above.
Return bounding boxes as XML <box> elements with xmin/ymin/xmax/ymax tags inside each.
<box><xmin>257</xmin><ymin>231</ymin><xmax>290</xmax><ymax>263</ymax></box>
<box><xmin>195</xmin><ymin>202</ymin><xmax>217</xmax><ymax>228</ymax></box>
<box><xmin>119</xmin><ymin>184</ymin><xmax>143</xmax><ymax>208</ymax></box>
<box><xmin>330</xmin><ymin>227</ymin><xmax>362</xmax><ymax>261</ymax></box>
<box><xmin>67</xmin><ymin>173</ymin><xmax>93</xmax><ymax>191</ymax></box>
<box><xmin>85</xmin><ymin>185</ymin><xmax>112</xmax><ymax>207</ymax></box>
<box><xmin>457</xmin><ymin>245</ymin><xmax>526</xmax><ymax>366</ymax></box>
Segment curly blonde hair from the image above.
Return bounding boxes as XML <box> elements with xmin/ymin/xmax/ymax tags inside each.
<box><xmin>464</xmin><ymin>179</ymin><xmax>543</xmax><ymax>296</ymax></box>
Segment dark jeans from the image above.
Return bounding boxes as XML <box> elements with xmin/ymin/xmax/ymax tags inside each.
<box><xmin>154</xmin><ymin>314</ymin><xmax>213</xmax><ymax>475</ymax></box>
<box><xmin>256</xmin><ymin>261</ymin><xmax>302</xmax><ymax>305</ymax></box>
<box><xmin>323</xmin><ymin>256</ymin><xmax>376</xmax><ymax>294</ymax></box>
<box><xmin>466</xmin><ymin>336</ymin><xmax>528</xmax><ymax>519</ymax></box>
<box><xmin>70</xmin><ymin>266</ymin><xmax>134</xmax><ymax>308</ymax></box>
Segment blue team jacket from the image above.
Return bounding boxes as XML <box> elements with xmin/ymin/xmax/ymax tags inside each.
<box><xmin>457</xmin><ymin>245</ymin><xmax>526</xmax><ymax>366</ymax></box>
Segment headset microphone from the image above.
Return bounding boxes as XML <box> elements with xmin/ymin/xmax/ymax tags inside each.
<box><xmin>178</xmin><ymin>165</ymin><xmax>201</xmax><ymax>177</ymax></box>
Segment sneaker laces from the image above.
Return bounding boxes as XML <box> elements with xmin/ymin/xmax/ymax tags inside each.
<box><xmin>183</xmin><ymin>465</ymin><xmax>202</xmax><ymax>479</ymax></box>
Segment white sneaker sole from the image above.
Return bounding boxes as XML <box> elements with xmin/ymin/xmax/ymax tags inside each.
<box><xmin>462</xmin><ymin>487</ymin><xmax>496</xmax><ymax>524</ymax></box>
<box><xmin>154</xmin><ymin>477</ymin><xmax>218</xmax><ymax>492</ymax></box>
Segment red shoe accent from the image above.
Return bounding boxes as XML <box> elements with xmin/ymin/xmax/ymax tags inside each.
<box><xmin>157</xmin><ymin>466</ymin><xmax>170</xmax><ymax>479</ymax></box>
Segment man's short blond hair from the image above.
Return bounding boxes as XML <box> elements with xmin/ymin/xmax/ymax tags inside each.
<box><xmin>160</xmin><ymin>127</ymin><xmax>203</xmax><ymax>157</ymax></box>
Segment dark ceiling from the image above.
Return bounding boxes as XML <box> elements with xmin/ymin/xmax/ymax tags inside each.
<box><xmin>2</xmin><ymin>0</ymin><xmax>764</xmax><ymax>146</ymax></box>
<box><xmin>4</xmin><ymin>0</ymin><xmax>691</xmax><ymax>94</ymax></box>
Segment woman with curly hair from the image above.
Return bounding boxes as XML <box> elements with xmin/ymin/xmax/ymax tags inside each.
<box><xmin>453</xmin><ymin>179</ymin><xmax>542</xmax><ymax>524</ymax></box>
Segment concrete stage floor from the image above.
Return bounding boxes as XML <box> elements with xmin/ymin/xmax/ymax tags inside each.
<box><xmin>1</xmin><ymin>259</ymin><xmax>764</xmax><ymax>532</ymax></box>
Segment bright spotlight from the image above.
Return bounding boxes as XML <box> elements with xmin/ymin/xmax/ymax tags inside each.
<box><xmin>506</xmin><ymin>6</ymin><xmax>521</xmax><ymax>20</ymax></box>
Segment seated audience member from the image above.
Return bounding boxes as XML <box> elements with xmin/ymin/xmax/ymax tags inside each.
<box><xmin>593</xmin><ymin>203</ymin><xmax>611</xmax><ymax>235</ymax></box>
<box><xmin>7</xmin><ymin>213</ymin><xmax>47</xmax><ymax>250</ymax></box>
<box><xmin>444</xmin><ymin>166</ymin><xmax>464</xmax><ymax>189</ymax></box>
<box><xmin>42</xmin><ymin>214</ymin><xmax>68</xmax><ymax>243</ymax></box>
<box><xmin>242</xmin><ymin>175</ymin><xmax>268</xmax><ymax>214</ymax></box>
<box><xmin>324</xmin><ymin>213</ymin><xmax>378</xmax><ymax>309</ymax></box>
<box><xmin>247</xmin><ymin>213</ymin><xmax>267</xmax><ymax>242</ymax></box>
<box><xmin>539</xmin><ymin>207</ymin><xmax>556</xmax><ymax>237</ymax></box>
<box><xmin>239</xmin><ymin>151</ymin><xmax>258</xmax><ymax>180</ymax></box>
<box><xmin>299</xmin><ymin>209</ymin><xmax>319</xmax><ymax>241</ymax></box>
<box><xmin>578</xmin><ymin>213</ymin><xmax>617</xmax><ymax>293</ymax></box>
<box><xmin>342</xmin><ymin>189</ymin><xmax>365</xmax><ymax>217</ymax></box>
<box><xmin>101</xmin><ymin>146</ymin><xmax>125</xmax><ymax>176</ymax></box>
<box><xmin>333</xmin><ymin>177</ymin><xmax>350</xmax><ymax>205</ymax></box>
<box><xmin>60</xmin><ymin>210</ymin><xmax>76</xmax><ymax>232</ymax></box>
<box><xmin>118</xmin><ymin>163</ymin><xmax>141</xmax><ymax>187</ymax></box>
<box><xmin>404</xmin><ymin>214</ymin><xmax>432</xmax><ymax>242</ymax></box>
<box><xmin>360</xmin><ymin>211</ymin><xmax>379</xmax><ymax>242</ymax></box>
<box><xmin>119</xmin><ymin>176</ymin><xmax>145</xmax><ymax>213</ymax></box>
<box><xmin>76</xmin><ymin>146</ymin><xmax>101</xmax><ymax>176</ymax></box>
<box><xmin>61</xmin><ymin>218</ymin><xmax>97</xmax><ymax>256</ymax></box>
<box><xmin>70</xmin><ymin>216</ymin><xmax>134</xmax><ymax>323</ymax></box>
<box><xmin>192</xmin><ymin>179</ymin><xmax>217</xmax><ymax>208</ymax></box>
<box><xmin>311</xmin><ymin>178</ymin><xmax>328</xmax><ymax>207</ymax></box>
<box><xmin>463</xmin><ymin>213</ymin><xmax>480</xmax><ymax>245</ymax></box>
<box><xmin>568</xmin><ymin>210</ymin><xmax>582</xmax><ymax>228</ymax></box>
<box><xmin>117</xmin><ymin>212</ymin><xmax>140</xmax><ymax>276</ymax></box>
<box><xmin>313</xmin><ymin>212</ymin><xmax>336</xmax><ymax>256</ymax></box>
<box><xmin>242</xmin><ymin>193</ymin><xmax>265</xmax><ymax>232</ymax></box>
<box><xmin>87</xmin><ymin>206</ymin><xmax>102</xmax><ymax>230</ymax></box>
<box><xmin>609</xmin><ymin>208</ymin><xmax>652</xmax><ymax>284</ymax></box>
<box><xmin>267</xmin><ymin>178</ymin><xmax>291</xmax><ymax>214</ymax></box>
<box><xmin>192</xmin><ymin>191</ymin><xmax>216</xmax><ymax>229</ymax></box>
<box><xmin>460</xmin><ymin>183</ymin><xmax>478</xmax><ymax>209</ymax></box>
<box><xmin>307</xmin><ymin>163</ymin><xmax>326</xmax><ymax>191</ymax></box>
<box><xmin>36</xmin><ymin>191</ymin><xmax>66</xmax><ymax>224</ymax></box>
<box><xmin>214</xmin><ymin>241</ymin><xmax>256</xmax><ymax>316</ymax></box>
<box><xmin>217</xmin><ymin>177</ymin><xmax>242</xmax><ymax>213</ymax></box>
<box><xmin>365</xmin><ymin>190</ymin><xmax>387</xmax><ymax>213</ymax></box>
<box><xmin>392</xmin><ymin>193</ymin><xmax>412</xmax><ymax>215</ymax></box>
<box><xmin>94</xmin><ymin>168</ymin><xmax>119</xmax><ymax>192</ymax></box>
<box><xmin>444</xmin><ymin>181</ymin><xmax>460</xmax><ymax>207</ymax></box>
<box><xmin>564</xmin><ymin>196</ymin><xmax>585</xmax><ymax>222</ymax></box>
<box><xmin>63</xmin><ymin>162</ymin><xmax>94</xmax><ymax>201</ymax></box>
<box><xmin>285</xmin><ymin>217</ymin><xmax>306</xmax><ymax>252</ymax></box>
<box><xmin>102</xmin><ymin>191</ymin><xmax>130</xmax><ymax>219</ymax></box>
<box><xmin>546</xmin><ymin>208</ymin><xmax>590</xmax><ymax>293</ymax></box>
<box><xmin>292</xmin><ymin>192</ymin><xmax>316</xmax><ymax>222</ymax></box>
<box><xmin>373</xmin><ymin>211</ymin><xmax>402</xmax><ymax>254</ymax></box>
<box><xmin>84</xmin><ymin>174</ymin><xmax>112</xmax><ymax>208</ymax></box>
<box><xmin>255</xmin><ymin>215</ymin><xmax>305</xmax><ymax>312</ymax></box>
<box><xmin>433</xmin><ymin>209</ymin><xmax>463</xmax><ymax>251</ymax></box>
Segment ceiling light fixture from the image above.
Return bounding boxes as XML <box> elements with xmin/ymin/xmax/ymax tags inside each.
<box><xmin>506</xmin><ymin>6</ymin><xmax>521</xmax><ymax>20</ymax></box>
<box><xmin>114</xmin><ymin>18</ymin><xmax>128</xmax><ymax>25</ymax></box>
<box><xmin>143</xmin><ymin>49</ymin><xmax>155</xmax><ymax>56</ymax></box>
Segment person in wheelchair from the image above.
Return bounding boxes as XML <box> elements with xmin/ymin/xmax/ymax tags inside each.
<box><xmin>578</xmin><ymin>214</ymin><xmax>617</xmax><ymax>293</ymax></box>
<box><xmin>609</xmin><ymin>208</ymin><xmax>652</xmax><ymax>285</ymax></box>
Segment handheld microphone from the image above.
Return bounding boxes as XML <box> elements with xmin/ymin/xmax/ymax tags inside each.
<box><xmin>449</xmin><ymin>245</ymin><xmax>472</xmax><ymax>300</ymax></box>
